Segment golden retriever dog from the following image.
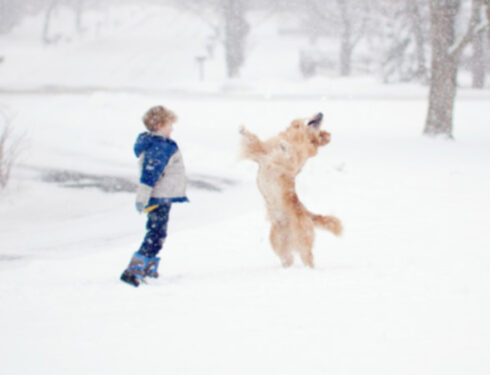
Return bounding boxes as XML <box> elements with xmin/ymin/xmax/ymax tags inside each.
<box><xmin>240</xmin><ymin>112</ymin><xmax>342</xmax><ymax>268</ymax></box>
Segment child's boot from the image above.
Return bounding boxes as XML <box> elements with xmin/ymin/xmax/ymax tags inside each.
<box><xmin>120</xmin><ymin>252</ymin><xmax>150</xmax><ymax>287</ymax></box>
<box><xmin>145</xmin><ymin>257</ymin><xmax>161</xmax><ymax>278</ymax></box>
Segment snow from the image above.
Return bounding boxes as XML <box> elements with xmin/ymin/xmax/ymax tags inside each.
<box><xmin>1</xmin><ymin>4</ymin><xmax>490</xmax><ymax>375</ymax></box>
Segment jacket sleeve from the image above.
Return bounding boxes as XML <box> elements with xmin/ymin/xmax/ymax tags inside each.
<box><xmin>140</xmin><ymin>141</ymin><xmax>177</xmax><ymax>187</ymax></box>
<box><xmin>135</xmin><ymin>183</ymin><xmax>152</xmax><ymax>208</ymax></box>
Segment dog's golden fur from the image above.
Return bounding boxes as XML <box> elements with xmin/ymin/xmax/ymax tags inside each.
<box><xmin>240</xmin><ymin>114</ymin><xmax>342</xmax><ymax>268</ymax></box>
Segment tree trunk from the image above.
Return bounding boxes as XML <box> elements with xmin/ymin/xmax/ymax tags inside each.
<box><xmin>471</xmin><ymin>5</ymin><xmax>485</xmax><ymax>88</ymax></box>
<box><xmin>75</xmin><ymin>0</ymin><xmax>84</xmax><ymax>35</ymax></box>
<box><xmin>425</xmin><ymin>56</ymin><xmax>458</xmax><ymax>138</ymax></box>
<box><xmin>424</xmin><ymin>0</ymin><xmax>484</xmax><ymax>137</ymax></box>
<box><xmin>338</xmin><ymin>0</ymin><xmax>352</xmax><ymax>76</ymax></box>
<box><xmin>223</xmin><ymin>0</ymin><xmax>249</xmax><ymax>78</ymax></box>
<box><xmin>424</xmin><ymin>0</ymin><xmax>460</xmax><ymax>138</ymax></box>
<box><xmin>408</xmin><ymin>0</ymin><xmax>427</xmax><ymax>81</ymax></box>
<box><xmin>486</xmin><ymin>1</ymin><xmax>490</xmax><ymax>49</ymax></box>
<box><xmin>43</xmin><ymin>0</ymin><xmax>58</xmax><ymax>44</ymax></box>
<box><xmin>340</xmin><ymin>33</ymin><xmax>352</xmax><ymax>76</ymax></box>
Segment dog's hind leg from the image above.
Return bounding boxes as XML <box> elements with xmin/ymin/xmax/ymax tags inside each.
<box><xmin>297</xmin><ymin>221</ymin><xmax>315</xmax><ymax>268</ymax></box>
<box><xmin>270</xmin><ymin>222</ymin><xmax>294</xmax><ymax>267</ymax></box>
<box><xmin>299</xmin><ymin>249</ymin><xmax>314</xmax><ymax>268</ymax></box>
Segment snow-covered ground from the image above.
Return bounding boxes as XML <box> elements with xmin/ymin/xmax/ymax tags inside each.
<box><xmin>1</xmin><ymin>92</ymin><xmax>489</xmax><ymax>375</ymax></box>
<box><xmin>1</xmin><ymin>3</ymin><xmax>490</xmax><ymax>375</ymax></box>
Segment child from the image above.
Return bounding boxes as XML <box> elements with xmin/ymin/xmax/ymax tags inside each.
<box><xmin>121</xmin><ymin>105</ymin><xmax>188</xmax><ymax>287</ymax></box>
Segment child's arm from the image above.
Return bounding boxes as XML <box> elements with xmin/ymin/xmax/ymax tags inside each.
<box><xmin>135</xmin><ymin>185</ymin><xmax>152</xmax><ymax>213</ymax></box>
<box><xmin>135</xmin><ymin>141</ymin><xmax>177</xmax><ymax>211</ymax></box>
<box><xmin>140</xmin><ymin>142</ymin><xmax>177</xmax><ymax>186</ymax></box>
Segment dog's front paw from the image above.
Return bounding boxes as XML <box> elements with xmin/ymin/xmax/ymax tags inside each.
<box><xmin>239</xmin><ymin>126</ymin><xmax>256</xmax><ymax>142</ymax></box>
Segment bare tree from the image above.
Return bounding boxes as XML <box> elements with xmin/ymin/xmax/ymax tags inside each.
<box><xmin>0</xmin><ymin>120</ymin><xmax>23</xmax><ymax>189</ymax></box>
<box><xmin>408</xmin><ymin>0</ymin><xmax>428</xmax><ymax>81</ymax></box>
<box><xmin>0</xmin><ymin>0</ymin><xmax>21</xmax><ymax>34</ymax></box>
<box><xmin>172</xmin><ymin>0</ymin><xmax>250</xmax><ymax>78</ymax></box>
<box><xmin>485</xmin><ymin>0</ymin><xmax>490</xmax><ymax>50</ymax></box>
<box><xmin>42</xmin><ymin>0</ymin><xmax>97</xmax><ymax>44</ymax></box>
<box><xmin>74</xmin><ymin>0</ymin><xmax>85</xmax><ymax>34</ymax></box>
<box><xmin>303</xmin><ymin>0</ymin><xmax>368</xmax><ymax>76</ymax></box>
<box><xmin>471</xmin><ymin>2</ymin><xmax>486</xmax><ymax>88</ymax></box>
<box><xmin>337</xmin><ymin>0</ymin><xmax>355</xmax><ymax>76</ymax></box>
<box><xmin>424</xmin><ymin>0</ymin><xmax>487</xmax><ymax>138</ymax></box>
<box><xmin>484</xmin><ymin>1</ymin><xmax>490</xmax><ymax>38</ymax></box>
<box><xmin>0</xmin><ymin>0</ymin><xmax>45</xmax><ymax>35</ymax></box>
<box><xmin>375</xmin><ymin>0</ymin><xmax>430</xmax><ymax>83</ymax></box>
<box><xmin>223</xmin><ymin>0</ymin><xmax>249</xmax><ymax>78</ymax></box>
<box><xmin>42</xmin><ymin>0</ymin><xmax>59</xmax><ymax>44</ymax></box>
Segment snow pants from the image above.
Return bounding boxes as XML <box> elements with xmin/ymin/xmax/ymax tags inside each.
<box><xmin>137</xmin><ymin>203</ymin><xmax>171</xmax><ymax>258</ymax></box>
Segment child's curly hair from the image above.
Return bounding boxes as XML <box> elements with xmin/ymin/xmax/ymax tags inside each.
<box><xmin>143</xmin><ymin>105</ymin><xmax>177</xmax><ymax>132</ymax></box>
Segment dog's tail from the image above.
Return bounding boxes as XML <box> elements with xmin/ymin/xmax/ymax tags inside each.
<box><xmin>309</xmin><ymin>213</ymin><xmax>343</xmax><ymax>236</ymax></box>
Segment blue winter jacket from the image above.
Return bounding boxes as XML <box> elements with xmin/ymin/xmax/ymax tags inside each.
<box><xmin>134</xmin><ymin>132</ymin><xmax>188</xmax><ymax>205</ymax></box>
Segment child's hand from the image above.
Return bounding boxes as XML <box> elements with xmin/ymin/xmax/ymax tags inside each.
<box><xmin>135</xmin><ymin>184</ymin><xmax>152</xmax><ymax>214</ymax></box>
<box><xmin>239</xmin><ymin>125</ymin><xmax>247</xmax><ymax>136</ymax></box>
<box><xmin>135</xmin><ymin>202</ymin><xmax>144</xmax><ymax>214</ymax></box>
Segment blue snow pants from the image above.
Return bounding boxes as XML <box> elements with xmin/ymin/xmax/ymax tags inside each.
<box><xmin>137</xmin><ymin>203</ymin><xmax>172</xmax><ymax>258</ymax></box>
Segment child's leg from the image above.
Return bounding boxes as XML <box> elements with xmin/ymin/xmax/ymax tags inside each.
<box><xmin>120</xmin><ymin>203</ymin><xmax>171</xmax><ymax>286</ymax></box>
<box><xmin>120</xmin><ymin>253</ymin><xmax>148</xmax><ymax>287</ymax></box>
<box><xmin>137</xmin><ymin>203</ymin><xmax>172</xmax><ymax>258</ymax></box>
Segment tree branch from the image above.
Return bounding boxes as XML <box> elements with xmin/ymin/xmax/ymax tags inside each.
<box><xmin>486</xmin><ymin>0</ymin><xmax>490</xmax><ymax>44</ymax></box>
<box><xmin>308</xmin><ymin>0</ymin><xmax>338</xmax><ymax>26</ymax></box>
<box><xmin>449</xmin><ymin>0</ymin><xmax>487</xmax><ymax>58</ymax></box>
<box><xmin>351</xmin><ymin>13</ymin><xmax>367</xmax><ymax>50</ymax></box>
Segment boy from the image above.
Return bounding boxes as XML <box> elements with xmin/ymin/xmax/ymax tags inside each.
<box><xmin>121</xmin><ymin>105</ymin><xmax>188</xmax><ymax>287</ymax></box>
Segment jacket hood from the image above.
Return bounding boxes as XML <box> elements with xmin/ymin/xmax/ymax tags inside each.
<box><xmin>134</xmin><ymin>132</ymin><xmax>162</xmax><ymax>157</ymax></box>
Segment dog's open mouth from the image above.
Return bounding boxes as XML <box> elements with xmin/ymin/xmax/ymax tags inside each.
<box><xmin>307</xmin><ymin>112</ymin><xmax>330</xmax><ymax>146</ymax></box>
<box><xmin>307</xmin><ymin>112</ymin><xmax>323</xmax><ymax>128</ymax></box>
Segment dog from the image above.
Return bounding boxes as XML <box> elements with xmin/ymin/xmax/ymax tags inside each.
<box><xmin>239</xmin><ymin>112</ymin><xmax>342</xmax><ymax>268</ymax></box>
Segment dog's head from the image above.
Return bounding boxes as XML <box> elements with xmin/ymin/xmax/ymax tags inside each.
<box><xmin>285</xmin><ymin>112</ymin><xmax>331</xmax><ymax>157</ymax></box>
<box><xmin>307</xmin><ymin>112</ymin><xmax>330</xmax><ymax>149</ymax></box>
<box><xmin>270</xmin><ymin>113</ymin><xmax>331</xmax><ymax>175</ymax></box>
